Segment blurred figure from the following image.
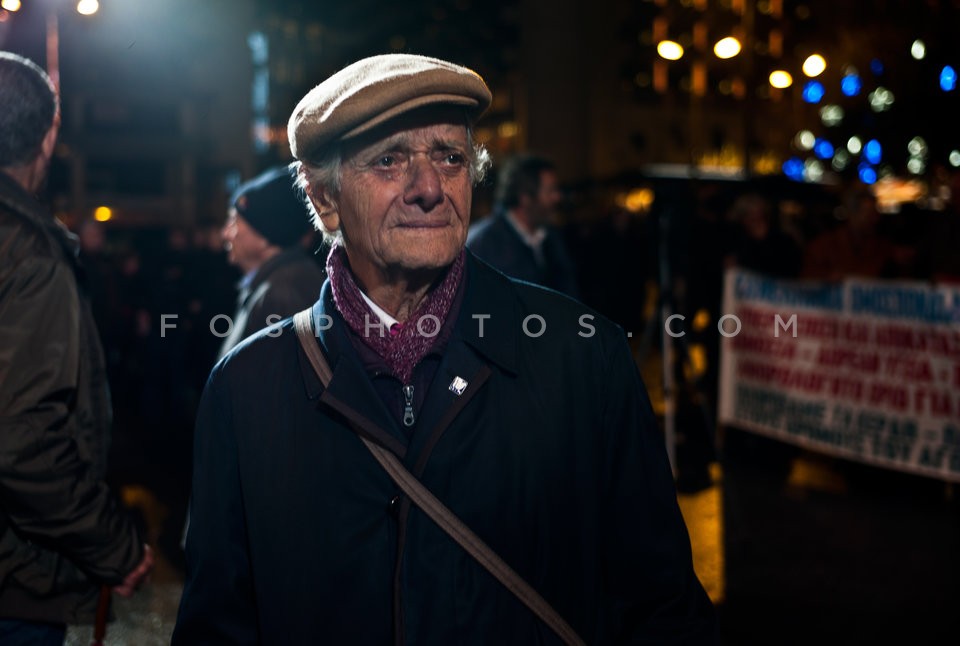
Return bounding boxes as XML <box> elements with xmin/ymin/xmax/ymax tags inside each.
<box><xmin>217</xmin><ymin>165</ymin><xmax>325</xmax><ymax>358</ymax></box>
<box><xmin>802</xmin><ymin>188</ymin><xmax>893</xmax><ymax>280</ymax></box>
<box><xmin>467</xmin><ymin>154</ymin><xmax>580</xmax><ymax>298</ymax></box>
<box><xmin>0</xmin><ymin>52</ymin><xmax>152</xmax><ymax>645</ymax></box>
<box><xmin>725</xmin><ymin>192</ymin><xmax>802</xmax><ymax>278</ymax></box>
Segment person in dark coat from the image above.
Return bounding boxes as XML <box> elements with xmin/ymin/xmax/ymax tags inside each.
<box><xmin>467</xmin><ymin>154</ymin><xmax>581</xmax><ymax>298</ymax></box>
<box><xmin>174</xmin><ymin>54</ymin><xmax>715</xmax><ymax>645</ymax></box>
<box><xmin>0</xmin><ymin>52</ymin><xmax>153</xmax><ymax>645</ymax></box>
<box><xmin>217</xmin><ymin>165</ymin><xmax>326</xmax><ymax>359</ymax></box>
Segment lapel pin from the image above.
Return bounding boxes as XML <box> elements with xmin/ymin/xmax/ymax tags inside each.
<box><xmin>448</xmin><ymin>376</ymin><xmax>468</xmax><ymax>396</ymax></box>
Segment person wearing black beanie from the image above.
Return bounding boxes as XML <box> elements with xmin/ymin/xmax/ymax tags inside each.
<box><xmin>218</xmin><ymin>164</ymin><xmax>326</xmax><ymax>358</ymax></box>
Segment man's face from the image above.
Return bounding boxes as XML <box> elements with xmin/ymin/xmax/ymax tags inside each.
<box><xmin>322</xmin><ymin>114</ymin><xmax>473</xmax><ymax>290</ymax></box>
<box><xmin>222</xmin><ymin>210</ymin><xmax>270</xmax><ymax>274</ymax></box>
<box><xmin>528</xmin><ymin>169</ymin><xmax>562</xmax><ymax>227</ymax></box>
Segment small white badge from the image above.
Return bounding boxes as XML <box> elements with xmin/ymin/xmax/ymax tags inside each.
<box><xmin>448</xmin><ymin>376</ymin><xmax>468</xmax><ymax>396</ymax></box>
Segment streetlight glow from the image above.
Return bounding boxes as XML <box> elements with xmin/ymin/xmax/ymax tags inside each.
<box><xmin>1</xmin><ymin>0</ymin><xmax>21</xmax><ymax>12</ymax></box>
<box><xmin>713</xmin><ymin>37</ymin><xmax>741</xmax><ymax>59</ymax></box>
<box><xmin>769</xmin><ymin>70</ymin><xmax>793</xmax><ymax>89</ymax></box>
<box><xmin>802</xmin><ymin>54</ymin><xmax>826</xmax><ymax>77</ymax></box>
<box><xmin>93</xmin><ymin>206</ymin><xmax>112</xmax><ymax>222</ymax></box>
<box><xmin>76</xmin><ymin>0</ymin><xmax>99</xmax><ymax>16</ymax></box>
<box><xmin>657</xmin><ymin>40</ymin><xmax>684</xmax><ymax>61</ymax></box>
<box><xmin>911</xmin><ymin>40</ymin><xmax>926</xmax><ymax>60</ymax></box>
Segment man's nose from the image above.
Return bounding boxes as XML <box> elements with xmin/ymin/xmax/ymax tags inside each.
<box><xmin>403</xmin><ymin>157</ymin><xmax>443</xmax><ymax>210</ymax></box>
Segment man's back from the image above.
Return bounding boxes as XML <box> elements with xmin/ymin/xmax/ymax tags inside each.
<box><xmin>0</xmin><ymin>172</ymin><xmax>143</xmax><ymax>625</ymax></box>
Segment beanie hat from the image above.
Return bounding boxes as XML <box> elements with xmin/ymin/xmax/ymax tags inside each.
<box><xmin>230</xmin><ymin>165</ymin><xmax>313</xmax><ymax>248</ymax></box>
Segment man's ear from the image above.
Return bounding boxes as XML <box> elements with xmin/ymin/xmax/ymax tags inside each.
<box><xmin>40</xmin><ymin>125</ymin><xmax>57</xmax><ymax>162</ymax></box>
<box><xmin>308</xmin><ymin>184</ymin><xmax>340</xmax><ymax>233</ymax></box>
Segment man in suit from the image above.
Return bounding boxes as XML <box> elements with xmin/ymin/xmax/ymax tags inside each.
<box><xmin>467</xmin><ymin>154</ymin><xmax>580</xmax><ymax>298</ymax></box>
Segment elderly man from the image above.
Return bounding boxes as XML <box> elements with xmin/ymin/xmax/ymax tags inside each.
<box><xmin>174</xmin><ymin>54</ymin><xmax>715</xmax><ymax>645</ymax></box>
<box><xmin>0</xmin><ymin>52</ymin><xmax>152</xmax><ymax>645</ymax></box>
<box><xmin>217</xmin><ymin>165</ymin><xmax>325</xmax><ymax>358</ymax></box>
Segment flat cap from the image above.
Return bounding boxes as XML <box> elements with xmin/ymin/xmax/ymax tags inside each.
<box><xmin>288</xmin><ymin>54</ymin><xmax>491</xmax><ymax>161</ymax></box>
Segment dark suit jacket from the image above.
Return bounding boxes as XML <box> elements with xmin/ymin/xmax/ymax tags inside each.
<box><xmin>174</xmin><ymin>253</ymin><xmax>715</xmax><ymax>645</ymax></box>
<box><xmin>467</xmin><ymin>211</ymin><xmax>581</xmax><ymax>299</ymax></box>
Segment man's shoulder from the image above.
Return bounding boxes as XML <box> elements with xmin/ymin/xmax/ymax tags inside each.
<box><xmin>265</xmin><ymin>251</ymin><xmax>326</xmax><ymax>284</ymax></box>
<box><xmin>211</xmin><ymin>315</ymin><xmax>303</xmax><ymax>385</ymax></box>
<box><xmin>469</xmin><ymin>258</ymin><xmax>621</xmax><ymax>340</ymax></box>
<box><xmin>0</xmin><ymin>203</ymin><xmax>61</xmax><ymax>270</ymax></box>
<box><xmin>466</xmin><ymin>212</ymin><xmax>511</xmax><ymax>246</ymax></box>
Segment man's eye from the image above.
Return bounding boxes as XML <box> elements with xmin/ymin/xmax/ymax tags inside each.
<box><xmin>444</xmin><ymin>153</ymin><xmax>466</xmax><ymax>165</ymax></box>
<box><xmin>374</xmin><ymin>156</ymin><xmax>396</xmax><ymax>168</ymax></box>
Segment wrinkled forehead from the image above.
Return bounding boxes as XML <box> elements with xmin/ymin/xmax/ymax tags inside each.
<box><xmin>340</xmin><ymin>105</ymin><xmax>471</xmax><ymax>159</ymax></box>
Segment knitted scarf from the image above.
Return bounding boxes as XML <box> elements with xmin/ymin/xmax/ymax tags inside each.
<box><xmin>326</xmin><ymin>242</ymin><xmax>464</xmax><ymax>383</ymax></box>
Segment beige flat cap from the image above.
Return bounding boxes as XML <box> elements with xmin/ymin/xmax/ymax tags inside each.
<box><xmin>288</xmin><ymin>54</ymin><xmax>492</xmax><ymax>161</ymax></box>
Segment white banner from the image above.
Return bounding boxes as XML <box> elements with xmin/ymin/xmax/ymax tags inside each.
<box><xmin>718</xmin><ymin>268</ymin><xmax>960</xmax><ymax>482</ymax></box>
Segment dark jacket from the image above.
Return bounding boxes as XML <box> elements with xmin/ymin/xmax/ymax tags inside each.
<box><xmin>217</xmin><ymin>248</ymin><xmax>326</xmax><ymax>359</ymax></box>
<box><xmin>467</xmin><ymin>211</ymin><xmax>581</xmax><ymax>299</ymax></box>
<box><xmin>174</xmin><ymin>253</ymin><xmax>715</xmax><ymax>644</ymax></box>
<box><xmin>0</xmin><ymin>172</ymin><xmax>143</xmax><ymax>624</ymax></box>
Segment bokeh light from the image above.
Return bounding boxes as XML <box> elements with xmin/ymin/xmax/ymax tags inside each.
<box><xmin>813</xmin><ymin>138</ymin><xmax>835</xmax><ymax>160</ymax></box>
<box><xmin>868</xmin><ymin>87</ymin><xmax>894</xmax><ymax>111</ymax></box>
<box><xmin>769</xmin><ymin>70</ymin><xmax>793</xmax><ymax>88</ymax></box>
<box><xmin>841</xmin><ymin>72</ymin><xmax>862</xmax><ymax>97</ymax></box>
<box><xmin>657</xmin><ymin>41</ymin><xmax>684</xmax><ymax>61</ymax></box>
<box><xmin>783</xmin><ymin>157</ymin><xmax>804</xmax><ymax>181</ymax></box>
<box><xmin>795</xmin><ymin>130</ymin><xmax>816</xmax><ymax>150</ymax></box>
<box><xmin>911</xmin><ymin>40</ymin><xmax>926</xmax><ymax>60</ymax></box>
<box><xmin>940</xmin><ymin>66</ymin><xmax>957</xmax><ymax>91</ymax></box>
<box><xmin>714</xmin><ymin>37</ymin><xmax>741</xmax><ymax>59</ymax></box>
<box><xmin>820</xmin><ymin>104</ymin><xmax>844</xmax><ymax>126</ymax></box>
<box><xmin>864</xmin><ymin>139</ymin><xmax>883</xmax><ymax>164</ymax></box>
<box><xmin>802</xmin><ymin>54</ymin><xmax>826</xmax><ymax>77</ymax></box>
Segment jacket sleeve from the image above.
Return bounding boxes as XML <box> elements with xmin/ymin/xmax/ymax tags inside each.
<box><xmin>173</xmin><ymin>369</ymin><xmax>259</xmax><ymax>645</ymax></box>
<box><xmin>597</xmin><ymin>332</ymin><xmax>718</xmax><ymax>644</ymax></box>
<box><xmin>0</xmin><ymin>254</ymin><xmax>142</xmax><ymax>583</ymax></box>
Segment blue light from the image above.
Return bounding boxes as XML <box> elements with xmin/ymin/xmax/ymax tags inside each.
<box><xmin>802</xmin><ymin>80</ymin><xmax>825</xmax><ymax>103</ymax></box>
<box><xmin>941</xmin><ymin>66</ymin><xmax>957</xmax><ymax>92</ymax></box>
<box><xmin>841</xmin><ymin>74</ymin><xmax>861</xmax><ymax>97</ymax></box>
<box><xmin>783</xmin><ymin>157</ymin><xmax>805</xmax><ymax>181</ymax></box>
<box><xmin>864</xmin><ymin>139</ymin><xmax>882</xmax><ymax>164</ymax></box>
<box><xmin>859</xmin><ymin>166</ymin><xmax>877</xmax><ymax>184</ymax></box>
<box><xmin>813</xmin><ymin>138</ymin><xmax>835</xmax><ymax>160</ymax></box>
<box><xmin>870</xmin><ymin>59</ymin><xmax>884</xmax><ymax>76</ymax></box>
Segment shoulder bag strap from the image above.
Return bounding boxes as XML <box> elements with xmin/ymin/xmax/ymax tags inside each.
<box><xmin>292</xmin><ymin>309</ymin><xmax>585</xmax><ymax>646</ymax></box>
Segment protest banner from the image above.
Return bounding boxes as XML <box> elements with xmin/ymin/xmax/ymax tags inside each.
<box><xmin>718</xmin><ymin>268</ymin><xmax>960</xmax><ymax>482</ymax></box>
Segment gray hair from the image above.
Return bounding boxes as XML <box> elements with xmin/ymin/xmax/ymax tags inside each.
<box><xmin>0</xmin><ymin>52</ymin><xmax>58</xmax><ymax>168</ymax></box>
<box><xmin>293</xmin><ymin>127</ymin><xmax>491</xmax><ymax>243</ymax></box>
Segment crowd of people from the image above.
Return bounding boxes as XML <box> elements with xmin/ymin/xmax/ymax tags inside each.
<box><xmin>6</xmin><ymin>42</ymin><xmax>960</xmax><ymax>644</ymax></box>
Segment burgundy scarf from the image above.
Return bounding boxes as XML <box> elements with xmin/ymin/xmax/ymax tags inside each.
<box><xmin>326</xmin><ymin>242</ymin><xmax>464</xmax><ymax>383</ymax></box>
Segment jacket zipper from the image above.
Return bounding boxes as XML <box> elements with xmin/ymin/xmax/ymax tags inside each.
<box><xmin>402</xmin><ymin>384</ymin><xmax>415</xmax><ymax>427</ymax></box>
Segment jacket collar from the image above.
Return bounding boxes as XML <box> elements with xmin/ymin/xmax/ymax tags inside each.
<box><xmin>454</xmin><ymin>251</ymin><xmax>520</xmax><ymax>375</ymax></box>
<box><xmin>297</xmin><ymin>252</ymin><xmax>523</xmax><ymax>400</ymax></box>
<box><xmin>0</xmin><ymin>170</ymin><xmax>79</xmax><ymax>262</ymax></box>
<box><xmin>295</xmin><ymin>252</ymin><xmax>521</xmax><ymax>458</ymax></box>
